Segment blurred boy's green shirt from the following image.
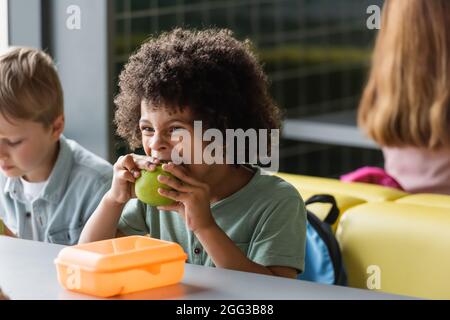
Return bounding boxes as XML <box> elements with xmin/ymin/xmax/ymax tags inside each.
<box><xmin>118</xmin><ymin>166</ymin><xmax>307</xmax><ymax>273</ymax></box>
<box><xmin>0</xmin><ymin>135</ymin><xmax>113</xmax><ymax>245</ymax></box>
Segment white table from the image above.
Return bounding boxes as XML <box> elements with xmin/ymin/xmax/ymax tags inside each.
<box><xmin>0</xmin><ymin>236</ymin><xmax>409</xmax><ymax>300</ymax></box>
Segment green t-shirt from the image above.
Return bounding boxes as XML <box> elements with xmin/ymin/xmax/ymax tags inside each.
<box><xmin>118</xmin><ymin>165</ymin><xmax>307</xmax><ymax>273</ymax></box>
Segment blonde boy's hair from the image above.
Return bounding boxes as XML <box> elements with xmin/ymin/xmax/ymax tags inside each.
<box><xmin>0</xmin><ymin>47</ymin><xmax>63</xmax><ymax>127</ymax></box>
<box><xmin>358</xmin><ymin>0</ymin><xmax>450</xmax><ymax>150</ymax></box>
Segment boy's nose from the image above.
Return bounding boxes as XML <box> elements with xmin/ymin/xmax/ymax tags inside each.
<box><xmin>148</xmin><ymin>133</ymin><xmax>170</xmax><ymax>153</ymax></box>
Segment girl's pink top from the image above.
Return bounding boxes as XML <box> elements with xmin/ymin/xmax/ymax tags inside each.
<box><xmin>383</xmin><ymin>146</ymin><xmax>450</xmax><ymax>195</ymax></box>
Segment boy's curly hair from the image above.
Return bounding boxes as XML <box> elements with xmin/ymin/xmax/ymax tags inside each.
<box><xmin>114</xmin><ymin>28</ymin><xmax>282</xmax><ymax>152</ymax></box>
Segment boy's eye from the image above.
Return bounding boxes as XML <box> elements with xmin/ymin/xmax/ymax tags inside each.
<box><xmin>141</xmin><ymin>127</ymin><xmax>154</xmax><ymax>133</ymax></box>
<box><xmin>170</xmin><ymin>127</ymin><xmax>184</xmax><ymax>133</ymax></box>
<box><xmin>8</xmin><ymin>140</ymin><xmax>23</xmax><ymax>147</ymax></box>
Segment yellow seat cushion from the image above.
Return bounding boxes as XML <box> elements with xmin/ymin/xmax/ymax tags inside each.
<box><xmin>300</xmin><ymin>190</ymin><xmax>364</xmax><ymax>231</ymax></box>
<box><xmin>336</xmin><ymin>202</ymin><xmax>450</xmax><ymax>299</ymax></box>
<box><xmin>396</xmin><ymin>194</ymin><xmax>450</xmax><ymax>210</ymax></box>
<box><xmin>276</xmin><ymin>172</ymin><xmax>407</xmax><ymax>202</ymax></box>
<box><xmin>276</xmin><ymin>172</ymin><xmax>407</xmax><ymax>231</ymax></box>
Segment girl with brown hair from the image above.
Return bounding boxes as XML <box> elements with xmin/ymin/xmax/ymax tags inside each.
<box><xmin>358</xmin><ymin>0</ymin><xmax>450</xmax><ymax>194</ymax></box>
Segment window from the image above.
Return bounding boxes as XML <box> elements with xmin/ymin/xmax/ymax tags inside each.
<box><xmin>112</xmin><ymin>0</ymin><xmax>384</xmax><ymax>177</ymax></box>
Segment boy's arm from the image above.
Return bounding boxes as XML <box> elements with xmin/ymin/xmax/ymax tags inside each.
<box><xmin>157</xmin><ymin>163</ymin><xmax>303</xmax><ymax>279</ymax></box>
<box><xmin>196</xmin><ymin>224</ymin><xmax>297</xmax><ymax>278</ymax></box>
<box><xmin>0</xmin><ymin>287</ymin><xmax>9</xmax><ymax>300</ymax></box>
<box><xmin>78</xmin><ymin>191</ymin><xmax>125</xmax><ymax>243</ymax></box>
<box><xmin>79</xmin><ymin>153</ymin><xmax>157</xmax><ymax>243</ymax></box>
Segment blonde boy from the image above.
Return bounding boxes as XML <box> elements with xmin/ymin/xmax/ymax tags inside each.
<box><xmin>0</xmin><ymin>47</ymin><xmax>112</xmax><ymax>244</ymax></box>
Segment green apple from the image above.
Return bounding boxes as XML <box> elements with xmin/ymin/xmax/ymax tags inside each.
<box><xmin>135</xmin><ymin>165</ymin><xmax>176</xmax><ymax>206</ymax></box>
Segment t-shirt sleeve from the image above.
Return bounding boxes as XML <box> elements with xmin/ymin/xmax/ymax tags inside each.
<box><xmin>117</xmin><ymin>199</ymin><xmax>150</xmax><ymax>236</ymax></box>
<box><xmin>247</xmin><ymin>196</ymin><xmax>307</xmax><ymax>273</ymax></box>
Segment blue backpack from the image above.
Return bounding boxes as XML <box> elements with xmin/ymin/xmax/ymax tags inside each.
<box><xmin>298</xmin><ymin>194</ymin><xmax>347</xmax><ymax>286</ymax></box>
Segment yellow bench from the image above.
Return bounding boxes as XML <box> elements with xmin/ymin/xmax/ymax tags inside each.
<box><xmin>276</xmin><ymin>172</ymin><xmax>406</xmax><ymax>229</ymax></box>
<box><xmin>277</xmin><ymin>172</ymin><xmax>450</xmax><ymax>299</ymax></box>
<box><xmin>395</xmin><ymin>194</ymin><xmax>450</xmax><ymax>209</ymax></box>
<box><xmin>336</xmin><ymin>202</ymin><xmax>450</xmax><ymax>299</ymax></box>
<box><xmin>276</xmin><ymin>172</ymin><xmax>407</xmax><ymax>202</ymax></box>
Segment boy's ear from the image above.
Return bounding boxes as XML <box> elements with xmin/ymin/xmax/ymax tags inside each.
<box><xmin>51</xmin><ymin>114</ymin><xmax>65</xmax><ymax>140</ymax></box>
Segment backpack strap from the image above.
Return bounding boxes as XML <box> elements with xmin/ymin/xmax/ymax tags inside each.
<box><xmin>305</xmin><ymin>194</ymin><xmax>340</xmax><ymax>225</ymax></box>
<box><xmin>305</xmin><ymin>194</ymin><xmax>347</xmax><ymax>286</ymax></box>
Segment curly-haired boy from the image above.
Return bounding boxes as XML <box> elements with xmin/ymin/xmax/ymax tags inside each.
<box><xmin>80</xmin><ymin>29</ymin><xmax>306</xmax><ymax>278</ymax></box>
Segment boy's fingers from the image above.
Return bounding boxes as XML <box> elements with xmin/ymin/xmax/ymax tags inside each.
<box><xmin>157</xmin><ymin>202</ymin><xmax>181</xmax><ymax>211</ymax></box>
<box><xmin>120</xmin><ymin>154</ymin><xmax>139</xmax><ymax>173</ymax></box>
<box><xmin>157</xmin><ymin>175</ymin><xmax>191</xmax><ymax>192</ymax></box>
<box><xmin>118</xmin><ymin>170</ymin><xmax>136</xmax><ymax>183</ymax></box>
<box><xmin>158</xmin><ymin>188</ymin><xmax>186</xmax><ymax>202</ymax></box>
<box><xmin>118</xmin><ymin>153</ymin><xmax>163</xmax><ymax>174</ymax></box>
<box><xmin>162</xmin><ymin>163</ymin><xmax>203</xmax><ymax>187</ymax></box>
<box><xmin>132</xmin><ymin>170</ymin><xmax>141</xmax><ymax>178</ymax></box>
<box><xmin>132</xmin><ymin>154</ymin><xmax>160</xmax><ymax>171</ymax></box>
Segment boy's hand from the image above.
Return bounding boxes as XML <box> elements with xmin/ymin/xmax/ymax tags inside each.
<box><xmin>0</xmin><ymin>288</ymin><xmax>9</xmax><ymax>300</ymax></box>
<box><xmin>0</xmin><ymin>219</ymin><xmax>16</xmax><ymax>238</ymax></box>
<box><xmin>156</xmin><ymin>162</ymin><xmax>216</xmax><ymax>234</ymax></box>
<box><xmin>108</xmin><ymin>154</ymin><xmax>161</xmax><ymax>204</ymax></box>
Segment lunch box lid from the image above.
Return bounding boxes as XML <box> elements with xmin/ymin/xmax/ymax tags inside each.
<box><xmin>54</xmin><ymin>236</ymin><xmax>188</xmax><ymax>273</ymax></box>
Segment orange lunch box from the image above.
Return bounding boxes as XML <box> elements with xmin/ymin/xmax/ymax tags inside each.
<box><xmin>54</xmin><ymin>236</ymin><xmax>188</xmax><ymax>297</ymax></box>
